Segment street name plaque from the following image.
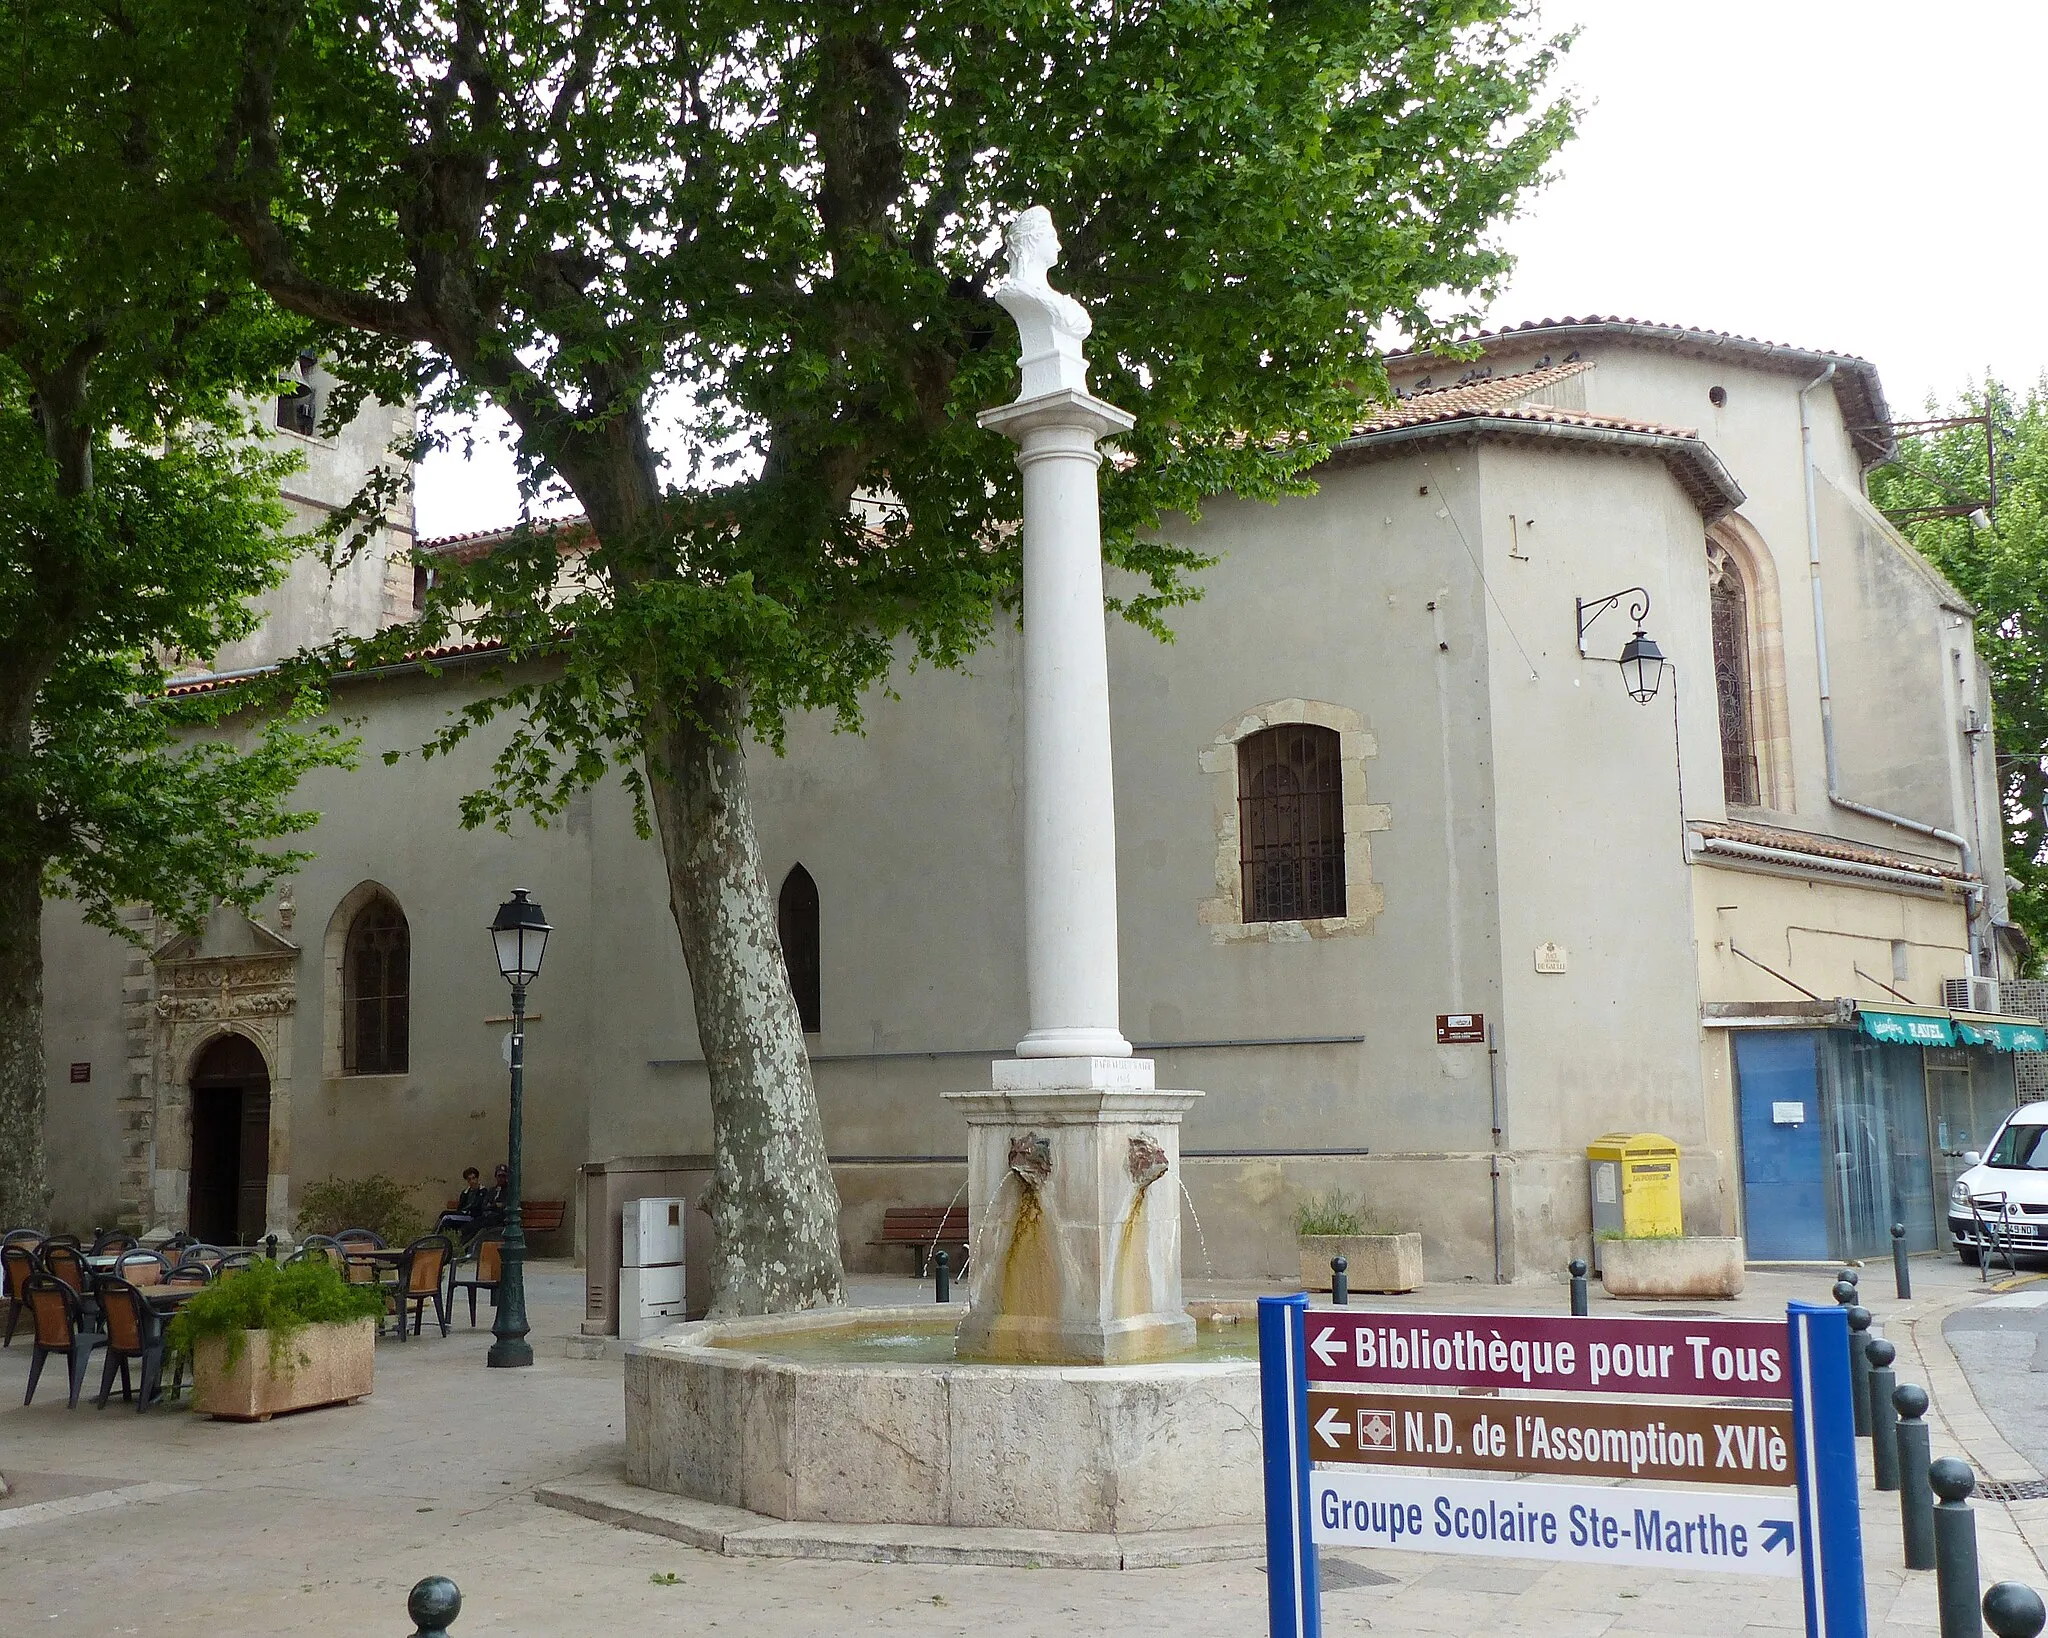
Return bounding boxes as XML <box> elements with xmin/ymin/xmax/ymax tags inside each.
<box><xmin>1306</xmin><ymin>1388</ymin><xmax>1796</xmax><ymax>1487</ymax></box>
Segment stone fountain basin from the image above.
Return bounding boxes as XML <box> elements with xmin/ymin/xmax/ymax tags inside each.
<box><xmin>624</xmin><ymin>1305</ymin><xmax>1261</xmax><ymax>1534</ymax></box>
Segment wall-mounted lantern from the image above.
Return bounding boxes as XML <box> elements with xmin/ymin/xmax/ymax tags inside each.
<box><xmin>1575</xmin><ymin>586</ymin><xmax>1667</xmax><ymax>704</ymax></box>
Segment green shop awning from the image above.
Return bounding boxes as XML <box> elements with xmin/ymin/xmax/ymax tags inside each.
<box><xmin>1953</xmin><ymin>1014</ymin><xmax>2048</xmax><ymax>1052</ymax></box>
<box><xmin>1857</xmin><ymin>1008</ymin><xmax>1956</xmax><ymax>1047</ymax></box>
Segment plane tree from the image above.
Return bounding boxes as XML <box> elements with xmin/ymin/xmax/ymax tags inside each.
<box><xmin>148</xmin><ymin>0</ymin><xmax>1572</xmax><ymax>1308</ymax></box>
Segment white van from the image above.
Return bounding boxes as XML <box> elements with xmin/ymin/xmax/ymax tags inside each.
<box><xmin>1948</xmin><ymin>1099</ymin><xmax>2048</xmax><ymax>1264</ymax></box>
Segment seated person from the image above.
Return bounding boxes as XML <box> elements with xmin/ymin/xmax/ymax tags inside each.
<box><xmin>477</xmin><ymin>1164</ymin><xmax>511</xmax><ymax>1228</ymax></box>
<box><xmin>435</xmin><ymin>1167</ymin><xmax>492</xmax><ymax>1236</ymax></box>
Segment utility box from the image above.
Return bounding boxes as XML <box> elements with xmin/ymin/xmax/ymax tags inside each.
<box><xmin>1587</xmin><ymin>1132</ymin><xmax>1682</xmax><ymax>1263</ymax></box>
<box><xmin>580</xmin><ymin>1156</ymin><xmax>714</xmax><ymax>1336</ymax></box>
<box><xmin>619</xmin><ymin>1196</ymin><xmax>688</xmax><ymax>1342</ymax></box>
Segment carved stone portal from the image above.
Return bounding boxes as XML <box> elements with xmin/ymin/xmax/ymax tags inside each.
<box><xmin>144</xmin><ymin>908</ymin><xmax>299</xmax><ymax>1237</ymax></box>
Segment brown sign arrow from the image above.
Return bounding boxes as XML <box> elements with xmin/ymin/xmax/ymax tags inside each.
<box><xmin>1308</xmin><ymin>1389</ymin><xmax>1795</xmax><ymax>1489</ymax></box>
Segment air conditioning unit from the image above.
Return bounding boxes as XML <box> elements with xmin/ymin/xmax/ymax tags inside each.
<box><xmin>1945</xmin><ymin>976</ymin><xmax>2001</xmax><ymax>1013</ymax></box>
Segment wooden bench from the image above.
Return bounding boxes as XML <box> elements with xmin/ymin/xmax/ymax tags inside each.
<box><xmin>870</xmin><ymin>1206</ymin><xmax>969</xmax><ymax>1277</ymax></box>
<box><xmin>519</xmin><ymin>1200</ymin><xmax>566</xmax><ymax>1236</ymax></box>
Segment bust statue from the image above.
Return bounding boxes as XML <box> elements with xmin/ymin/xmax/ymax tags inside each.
<box><xmin>992</xmin><ymin>206</ymin><xmax>1092</xmax><ymax>399</ymax></box>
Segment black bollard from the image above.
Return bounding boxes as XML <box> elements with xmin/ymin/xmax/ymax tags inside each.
<box><xmin>1848</xmin><ymin>1306</ymin><xmax>1873</xmax><ymax>1437</ymax></box>
<box><xmin>1894</xmin><ymin>1222</ymin><xmax>1914</xmax><ymax>1301</ymax></box>
<box><xmin>408</xmin><ymin>1577</ymin><xmax>461</xmax><ymax>1637</ymax></box>
<box><xmin>1985</xmin><ymin>1582</ymin><xmax>2048</xmax><ymax>1638</ymax></box>
<box><xmin>1834</xmin><ymin>1276</ymin><xmax>1858</xmax><ymax>1307</ymax></box>
<box><xmin>1897</xmin><ymin>1383</ymin><xmax>1937</xmax><ymax>1570</ymax></box>
<box><xmin>1933</xmin><ymin>1457</ymin><xmax>1984</xmax><ymax>1638</ymax></box>
<box><xmin>1569</xmin><ymin>1258</ymin><xmax>1589</xmax><ymax>1317</ymax></box>
<box><xmin>1842</xmin><ymin>1266</ymin><xmax>1861</xmax><ymax>1290</ymax></box>
<box><xmin>266</xmin><ymin>1233</ymin><xmax>278</xmax><ymax>1262</ymax></box>
<box><xmin>1868</xmin><ymin>1337</ymin><xmax>1900</xmax><ymax>1491</ymax></box>
<box><xmin>1331</xmin><ymin>1255</ymin><xmax>1349</xmax><ymax>1306</ymax></box>
<box><xmin>934</xmin><ymin>1249</ymin><xmax>950</xmax><ymax>1304</ymax></box>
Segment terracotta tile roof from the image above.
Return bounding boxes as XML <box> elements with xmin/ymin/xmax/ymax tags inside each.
<box><xmin>420</xmin><ymin>517</ymin><xmax>591</xmax><ymax>563</ymax></box>
<box><xmin>1693</xmin><ymin>819</ymin><xmax>1971</xmax><ymax>883</ymax></box>
<box><xmin>1334</xmin><ymin>361</ymin><xmax>1744</xmax><ymax>520</ymax></box>
<box><xmin>1387</xmin><ymin>316</ymin><xmax>1896</xmax><ymax>469</ymax></box>
<box><xmin>163</xmin><ymin>637</ymin><xmax>513</xmax><ymax>697</ymax></box>
<box><xmin>1350</xmin><ymin>362</ymin><xmax>1693</xmax><ymax>440</ymax></box>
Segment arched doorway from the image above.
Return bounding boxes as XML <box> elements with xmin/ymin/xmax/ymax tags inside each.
<box><xmin>188</xmin><ymin>1035</ymin><xmax>272</xmax><ymax>1244</ymax></box>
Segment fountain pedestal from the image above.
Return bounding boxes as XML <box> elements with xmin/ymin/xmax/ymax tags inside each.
<box><xmin>948</xmin><ymin>1058</ymin><xmax>1198</xmax><ymax>1365</ymax></box>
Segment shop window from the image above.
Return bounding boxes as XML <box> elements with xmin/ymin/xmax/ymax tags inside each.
<box><xmin>1238</xmin><ymin>725</ymin><xmax>1346</xmax><ymax>923</ymax></box>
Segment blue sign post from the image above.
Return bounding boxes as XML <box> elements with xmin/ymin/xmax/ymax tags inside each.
<box><xmin>1786</xmin><ymin>1302</ymin><xmax>1868</xmax><ymax>1638</ymax></box>
<box><xmin>1258</xmin><ymin>1294</ymin><xmax>1319</xmax><ymax>1638</ymax></box>
<box><xmin>1260</xmin><ymin>1297</ymin><xmax>1865</xmax><ymax>1638</ymax></box>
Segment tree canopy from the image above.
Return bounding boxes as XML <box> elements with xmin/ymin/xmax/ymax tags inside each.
<box><xmin>0</xmin><ymin>0</ymin><xmax>356</xmax><ymax>1224</ymax></box>
<box><xmin>115</xmin><ymin>0</ymin><xmax>1574</xmax><ymax>1308</ymax></box>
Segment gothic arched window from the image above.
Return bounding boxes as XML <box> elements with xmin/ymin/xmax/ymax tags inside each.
<box><xmin>1238</xmin><ymin>725</ymin><xmax>1346</xmax><ymax>923</ymax></box>
<box><xmin>778</xmin><ymin>865</ymin><xmax>821</xmax><ymax>1034</ymax></box>
<box><xmin>343</xmin><ymin>896</ymin><xmax>410</xmax><ymax>1074</ymax></box>
<box><xmin>1709</xmin><ymin>541</ymin><xmax>1761</xmax><ymax>807</ymax></box>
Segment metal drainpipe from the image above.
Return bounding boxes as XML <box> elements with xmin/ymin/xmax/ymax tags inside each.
<box><xmin>1799</xmin><ymin>364</ymin><xmax>1986</xmax><ymax>971</ymax></box>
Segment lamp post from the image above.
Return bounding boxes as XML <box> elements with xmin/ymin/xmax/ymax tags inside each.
<box><xmin>487</xmin><ymin>888</ymin><xmax>551</xmax><ymax>1369</ymax></box>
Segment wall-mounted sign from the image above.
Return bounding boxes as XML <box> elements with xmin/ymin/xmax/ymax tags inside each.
<box><xmin>1436</xmin><ymin>1014</ymin><xmax>1486</xmax><ymax>1044</ymax></box>
<box><xmin>68</xmin><ymin>1062</ymin><xmax>90</xmax><ymax>1083</ymax></box>
<box><xmin>1534</xmin><ymin>942</ymin><xmax>1568</xmax><ymax>974</ymax></box>
<box><xmin>1772</xmin><ymin>1102</ymin><xmax>1805</xmax><ymax>1127</ymax></box>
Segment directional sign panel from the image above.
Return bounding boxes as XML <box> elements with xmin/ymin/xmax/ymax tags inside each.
<box><xmin>1308</xmin><ymin>1389</ymin><xmax>1796</xmax><ymax>1488</ymax></box>
<box><xmin>1311</xmin><ymin>1469</ymin><xmax>1799</xmax><ymax>1577</ymax></box>
<box><xmin>1305</xmin><ymin>1309</ymin><xmax>1788</xmax><ymax>1397</ymax></box>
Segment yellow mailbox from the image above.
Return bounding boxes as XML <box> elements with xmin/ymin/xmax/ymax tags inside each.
<box><xmin>1587</xmin><ymin>1131</ymin><xmax>1683</xmax><ymax>1244</ymax></box>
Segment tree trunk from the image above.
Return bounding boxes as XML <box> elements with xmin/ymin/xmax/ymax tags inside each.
<box><xmin>645</xmin><ymin>678</ymin><xmax>845</xmax><ymax>1315</ymax></box>
<box><xmin>0</xmin><ymin>852</ymin><xmax>50</xmax><ymax>1227</ymax></box>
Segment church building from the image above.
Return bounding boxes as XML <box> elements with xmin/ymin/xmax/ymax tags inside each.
<box><xmin>38</xmin><ymin>318</ymin><xmax>2036</xmax><ymax>1291</ymax></box>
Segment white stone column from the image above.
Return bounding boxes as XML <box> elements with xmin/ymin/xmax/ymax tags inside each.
<box><xmin>977</xmin><ymin>389</ymin><xmax>1135</xmax><ymax>1060</ymax></box>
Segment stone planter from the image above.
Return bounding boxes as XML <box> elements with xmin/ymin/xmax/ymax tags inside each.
<box><xmin>190</xmin><ymin>1317</ymin><xmax>376</xmax><ymax>1421</ymax></box>
<box><xmin>1299</xmin><ymin>1233</ymin><xmax>1422</xmax><ymax>1294</ymax></box>
<box><xmin>1598</xmin><ymin>1237</ymin><xmax>1746</xmax><ymax>1300</ymax></box>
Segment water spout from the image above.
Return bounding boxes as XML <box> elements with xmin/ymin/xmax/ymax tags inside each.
<box><xmin>1008</xmin><ymin>1132</ymin><xmax>1052</xmax><ymax>1188</ymax></box>
<box><xmin>1127</xmin><ymin>1133</ymin><xmax>1168</xmax><ymax>1191</ymax></box>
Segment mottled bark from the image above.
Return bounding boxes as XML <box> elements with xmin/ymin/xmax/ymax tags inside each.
<box><xmin>646</xmin><ymin>680</ymin><xmax>845</xmax><ymax>1315</ymax></box>
<box><xmin>0</xmin><ymin>853</ymin><xmax>50</xmax><ymax>1228</ymax></box>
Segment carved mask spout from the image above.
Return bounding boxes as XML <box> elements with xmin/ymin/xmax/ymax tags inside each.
<box><xmin>1008</xmin><ymin>1133</ymin><xmax>1052</xmax><ymax>1190</ymax></box>
<box><xmin>1127</xmin><ymin>1134</ymin><xmax>1168</xmax><ymax>1192</ymax></box>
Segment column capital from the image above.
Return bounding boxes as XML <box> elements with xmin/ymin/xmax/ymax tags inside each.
<box><xmin>977</xmin><ymin>387</ymin><xmax>1136</xmax><ymax>444</ymax></box>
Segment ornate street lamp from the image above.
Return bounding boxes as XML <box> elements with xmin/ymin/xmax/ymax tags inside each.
<box><xmin>1575</xmin><ymin>585</ymin><xmax>1667</xmax><ymax>704</ymax></box>
<box><xmin>487</xmin><ymin>888</ymin><xmax>550</xmax><ymax>1369</ymax></box>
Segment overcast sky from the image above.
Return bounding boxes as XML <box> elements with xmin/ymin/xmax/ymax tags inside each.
<box><xmin>415</xmin><ymin>1</ymin><xmax>2048</xmax><ymax>539</ymax></box>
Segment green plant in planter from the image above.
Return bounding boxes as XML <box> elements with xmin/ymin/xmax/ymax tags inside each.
<box><xmin>295</xmin><ymin>1173</ymin><xmax>427</xmax><ymax>1246</ymax></box>
<box><xmin>166</xmin><ymin>1258</ymin><xmax>385</xmax><ymax>1375</ymax></box>
<box><xmin>1294</xmin><ymin>1189</ymin><xmax>1396</xmax><ymax>1238</ymax></box>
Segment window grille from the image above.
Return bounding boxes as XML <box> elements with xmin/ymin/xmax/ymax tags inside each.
<box><xmin>778</xmin><ymin>865</ymin><xmax>821</xmax><ymax>1033</ymax></box>
<box><xmin>1709</xmin><ymin>546</ymin><xmax>1760</xmax><ymax>806</ymax></box>
<box><xmin>1238</xmin><ymin>725</ymin><xmax>1345</xmax><ymax>922</ymax></box>
<box><xmin>343</xmin><ymin>898</ymin><xmax>410</xmax><ymax>1074</ymax></box>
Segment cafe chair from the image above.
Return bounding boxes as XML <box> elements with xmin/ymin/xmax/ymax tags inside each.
<box><xmin>22</xmin><ymin>1274</ymin><xmax>107</xmax><ymax>1408</ymax></box>
<box><xmin>164</xmin><ymin>1262</ymin><xmax>212</xmax><ymax>1286</ymax></box>
<box><xmin>93</xmin><ymin>1277</ymin><xmax>175</xmax><ymax>1412</ymax></box>
<box><xmin>216</xmin><ymin>1252</ymin><xmax>261</xmax><ymax>1274</ymax></box>
<box><xmin>4</xmin><ymin>1227</ymin><xmax>44</xmax><ymax>1247</ymax></box>
<box><xmin>90</xmin><ymin>1231</ymin><xmax>138</xmax><ymax>1257</ymax></box>
<box><xmin>114</xmin><ymin>1249</ymin><xmax>170</xmax><ymax>1288</ymax></box>
<box><xmin>42</xmin><ymin>1243</ymin><xmax>97</xmax><ymax>1327</ymax></box>
<box><xmin>175</xmin><ymin>1244</ymin><xmax>225</xmax><ymax>1271</ymax></box>
<box><xmin>448</xmin><ymin>1231</ymin><xmax>504</xmax><ymax>1327</ymax></box>
<box><xmin>3</xmin><ymin>1240</ymin><xmax>36</xmax><ymax>1345</ymax></box>
<box><xmin>386</xmin><ymin>1235</ymin><xmax>454</xmax><ymax>1339</ymax></box>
